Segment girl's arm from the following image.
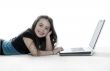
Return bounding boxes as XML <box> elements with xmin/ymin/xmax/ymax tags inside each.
<box><xmin>46</xmin><ymin>31</ymin><xmax>53</xmax><ymax>51</ymax></box>
<box><xmin>23</xmin><ymin>37</ymin><xmax>38</xmax><ymax>56</ymax></box>
<box><xmin>37</xmin><ymin>47</ymin><xmax>63</xmax><ymax>56</ymax></box>
<box><xmin>23</xmin><ymin>37</ymin><xmax>53</xmax><ymax>56</ymax></box>
<box><xmin>23</xmin><ymin>37</ymin><xmax>63</xmax><ymax>56</ymax></box>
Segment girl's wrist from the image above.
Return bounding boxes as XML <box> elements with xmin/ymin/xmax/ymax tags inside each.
<box><xmin>46</xmin><ymin>36</ymin><xmax>50</xmax><ymax>39</ymax></box>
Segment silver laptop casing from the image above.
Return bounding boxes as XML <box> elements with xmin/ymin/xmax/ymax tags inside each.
<box><xmin>59</xmin><ymin>20</ymin><xmax>105</xmax><ymax>56</ymax></box>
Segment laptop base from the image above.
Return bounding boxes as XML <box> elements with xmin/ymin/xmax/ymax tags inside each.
<box><xmin>59</xmin><ymin>52</ymin><xmax>92</xmax><ymax>56</ymax></box>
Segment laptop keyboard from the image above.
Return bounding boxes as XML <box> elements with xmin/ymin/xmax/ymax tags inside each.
<box><xmin>71</xmin><ymin>48</ymin><xmax>85</xmax><ymax>51</ymax></box>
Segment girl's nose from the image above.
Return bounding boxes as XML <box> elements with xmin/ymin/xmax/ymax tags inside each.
<box><xmin>40</xmin><ymin>28</ymin><xmax>45</xmax><ymax>32</ymax></box>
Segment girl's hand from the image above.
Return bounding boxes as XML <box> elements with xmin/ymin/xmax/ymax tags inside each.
<box><xmin>53</xmin><ymin>47</ymin><xmax>64</xmax><ymax>54</ymax></box>
<box><xmin>45</xmin><ymin>31</ymin><xmax>53</xmax><ymax>51</ymax></box>
<box><xmin>46</xmin><ymin>31</ymin><xmax>52</xmax><ymax>38</ymax></box>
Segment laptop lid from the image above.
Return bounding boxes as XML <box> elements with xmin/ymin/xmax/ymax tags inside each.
<box><xmin>89</xmin><ymin>20</ymin><xmax>105</xmax><ymax>49</ymax></box>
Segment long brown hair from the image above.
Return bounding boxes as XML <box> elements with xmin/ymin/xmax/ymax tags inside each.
<box><xmin>31</xmin><ymin>15</ymin><xmax>57</xmax><ymax>49</ymax></box>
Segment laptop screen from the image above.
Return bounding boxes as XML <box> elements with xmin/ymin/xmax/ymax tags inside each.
<box><xmin>89</xmin><ymin>20</ymin><xmax>105</xmax><ymax>49</ymax></box>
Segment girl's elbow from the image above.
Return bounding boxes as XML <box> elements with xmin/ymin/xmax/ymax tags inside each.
<box><xmin>31</xmin><ymin>53</ymin><xmax>38</xmax><ymax>56</ymax></box>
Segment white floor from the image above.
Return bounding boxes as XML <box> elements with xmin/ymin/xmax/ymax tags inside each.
<box><xmin>0</xmin><ymin>50</ymin><xmax>110</xmax><ymax>71</ymax></box>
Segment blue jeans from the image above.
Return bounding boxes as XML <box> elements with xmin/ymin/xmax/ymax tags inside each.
<box><xmin>2</xmin><ymin>40</ymin><xmax>21</xmax><ymax>55</ymax></box>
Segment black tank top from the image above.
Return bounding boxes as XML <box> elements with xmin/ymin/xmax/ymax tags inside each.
<box><xmin>11</xmin><ymin>28</ymin><xmax>46</xmax><ymax>54</ymax></box>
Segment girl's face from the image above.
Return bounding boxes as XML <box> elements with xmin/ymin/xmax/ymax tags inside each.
<box><xmin>35</xmin><ymin>18</ymin><xmax>51</xmax><ymax>38</ymax></box>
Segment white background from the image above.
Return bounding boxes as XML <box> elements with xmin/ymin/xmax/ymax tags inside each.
<box><xmin>0</xmin><ymin>0</ymin><xmax>110</xmax><ymax>71</ymax></box>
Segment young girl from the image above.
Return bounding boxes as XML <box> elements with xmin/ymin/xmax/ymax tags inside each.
<box><xmin>0</xmin><ymin>15</ymin><xmax>63</xmax><ymax>56</ymax></box>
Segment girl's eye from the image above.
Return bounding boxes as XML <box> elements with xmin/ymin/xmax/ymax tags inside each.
<box><xmin>45</xmin><ymin>28</ymin><xmax>49</xmax><ymax>30</ymax></box>
<box><xmin>39</xmin><ymin>24</ymin><xmax>43</xmax><ymax>27</ymax></box>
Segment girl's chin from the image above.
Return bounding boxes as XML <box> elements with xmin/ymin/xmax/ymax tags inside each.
<box><xmin>36</xmin><ymin>33</ymin><xmax>45</xmax><ymax>38</ymax></box>
<box><xmin>37</xmin><ymin>35</ymin><xmax>45</xmax><ymax>38</ymax></box>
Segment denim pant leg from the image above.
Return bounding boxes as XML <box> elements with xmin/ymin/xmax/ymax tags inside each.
<box><xmin>0</xmin><ymin>39</ymin><xmax>4</xmax><ymax>55</ymax></box>
<box><xmin>2</xmin><ymin>40</ymin><xmax>21</xmax><ymax>55</ymax></box>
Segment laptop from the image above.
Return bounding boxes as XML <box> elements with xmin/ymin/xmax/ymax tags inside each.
<box><xmin>59</xmin><ymin>20</ymin><xmax>105</xmax><ymax>56</ymax></box>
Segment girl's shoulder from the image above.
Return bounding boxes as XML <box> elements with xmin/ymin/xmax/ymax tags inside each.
<box><xmin>21</xmin><ymin>28</ymin><xmax>35</xmax><ymax>39</ymax></box>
